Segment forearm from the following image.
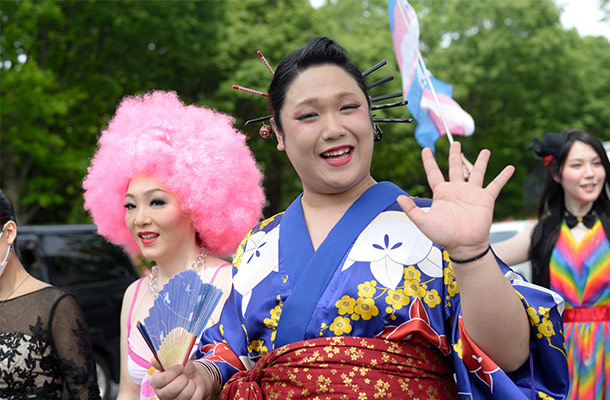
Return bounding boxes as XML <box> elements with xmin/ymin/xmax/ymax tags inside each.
<box><xmin>451</xmin><ymin>250</ymin><xmax>530</xmax><ymax>372</ymax></box>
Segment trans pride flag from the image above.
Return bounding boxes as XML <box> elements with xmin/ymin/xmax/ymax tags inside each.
<box><xmin>388</xmin><ymin>0</ymin><xmax>475</xmax><ymax>150</ymax></box>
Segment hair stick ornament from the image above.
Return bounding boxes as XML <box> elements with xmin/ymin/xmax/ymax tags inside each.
<box><xmin>245</xmin><ymin>115</ymin><xmax>273</xmax><ymax>126</ymax></box>
<box><xmin>137</xmin><ymin>269</ymin><xmax>223</xmax><ymax>370</ymax></box>
<box><xmin>233</xmin><ymin>53</ymin><xmax>413</xmax><ymax>140</ymax></box>
<box><xmin>371</xmin><ymin>92</ymin><xmax>403</xmax><ymax>102</ymax></box>
<box><xmin>257</xmin><ymin>51</ymin><xmax>275</xmax><ymax>76</ymax></box>
<box><xmin>362</xmin><ymin>60</ymin><xmax>387</xmax><ymax>77</ymax></box>
<box><xmin>371</xmin><ymin>100</ymin><xmax>408</xmax><ymax>111</ymax></box>
<box><xmin>373</xmin><ymin>118</ymin><xmax>414</xmax><ymax>123</ymax></box>
<box><xmin>367</xmin><ymin>76</ymin><xmax>394</xmax><ymax>89</ymax></box>
<box><xmin>232</xmin><ymin>85</ymin><xmax>269</xmax><ymax>98</ymax></box>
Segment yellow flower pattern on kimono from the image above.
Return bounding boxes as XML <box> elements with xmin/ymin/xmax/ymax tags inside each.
<box><xmin>327</xmin><ymin>258</ymin><xmax>447</xmax><ymax>335</ymax></box>
<box><xmin>538</xmin><ymin>391</ymin><xmax>556</xmax><ymax>400</ymax></box>
<box><xmin>453</xmin><ymin>339</ymin><xmax>463</xmax><ymax>359</ymax></box>
<box><xmin>353</xmin><ymin>297</ymin><xmax>379</xmax><ymax>320</ymax></box>
<box><xmin>517</xmin><ymin>292</ymin><xmax>565</xmax><ymax>357</ymax></box>
<box><xmin>403</xmin><ymin>266</ymin><xmax>421</xmax><ymax>282</ymax></box>
<box><xmin>537</xmin><ymin>318</ymin><xmax>555</xmax><ymax>338</ymax></box>
<box><xmin>447</xmin><ymin>280</ymin><xmax>459</xmax><ymax>298</ymax></box>
<box><xmin>357</xmin><ymin>281</ymin><xmax>377</xmax><ymax>298</ymax></box>
<box><xmin>263</xmin><ymin>295</ymin><xmax>283</xmax><ymax>343</ymax></box>
<box><xmin>443</xmin><ymin>264</ymin><xmax>454</xmax><ymax>285</ymax></box>
<box><xmin>232</xmin><ymin>233</ymin><xmax>250</xmax><ymax>269</ymax></box>
<box><xmin>233</xmin><ymin>214</ymin><xmax>279</xmax><ymax>269</ymax></box>
<box><xmin>336</xmin><ymin>295</ymin><xmax>356</xmax><ymax>315</ymax></box>
<box><xmin>527</xmin><ymin>306</ymin><xmax>540</xmax><ymax>325</ymax></box>
<box><xmin>403</xmin><ymin>279</ymin><xmax>425</xmax><ymax>299</ymax></box>
<box><xmin>329</xmin><ymin>316</ymin><xmax>353</xmax><ymax>335</ymax></box>
<box><xmin>248</xmin><ymin>340</ymin><xmax>268</xmax><ymax>356</ymax></box>
<box><xmin>264</xmin><ymin>304</ymin><xmax>282</xmax><ymax>329</ymax></box>
<box><xmin>423</xmin><ymin>289</ymin><xmax>441</xmax><ymax>308</ymax></box>
<box><xmin>384</xmin><ymin>289</ymin><xmax>410</xmax><ymax>311</ymax></box>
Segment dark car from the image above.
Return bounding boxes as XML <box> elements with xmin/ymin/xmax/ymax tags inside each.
<box><xmin>16</xmin><ymin>224</ymin><xmax>140</xmax><ymax>400</ymax></box>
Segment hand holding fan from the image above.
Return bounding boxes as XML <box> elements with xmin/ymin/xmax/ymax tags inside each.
<box><xmin>137</xmin><ymin>269</ymin><xmax>223</xmax><ymax>370</ymax></box>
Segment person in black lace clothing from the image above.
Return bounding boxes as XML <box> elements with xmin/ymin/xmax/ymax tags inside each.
<box><xmin>0</xmin><ymin>189</ymin><xmax>101</xmax><ymax>399</ymax></box>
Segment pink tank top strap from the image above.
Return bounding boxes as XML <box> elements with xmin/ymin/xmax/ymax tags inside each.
<box><xmin>209</xmin><ymin>262</ymin><xmax>231</xmax><ymax>285</ymax></box>
<box><xmin>127</xmin><ymin>278</ymin><xmax>145</xmax><ymax>336</ymax></box>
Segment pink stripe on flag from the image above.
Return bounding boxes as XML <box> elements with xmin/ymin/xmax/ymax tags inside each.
<box><xmin>420</xmin><ymin>90</ymin><xmax>474</xmax><ymax>136</ymax></box>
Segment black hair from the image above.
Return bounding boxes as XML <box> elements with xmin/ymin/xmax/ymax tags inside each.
<box><xmin>0</xmin><ymin>189</ymin><xmax>19</xmax><ymax>253</ymax></box>
<box><xmin>268</xmin><ymin>36</ymin><xmax>371</xmax><ymax>133</ymax></box>
<box><xmin>530</xmin><ymin>129</ymin><xmax>610</xmax><ymax>286</ymax></box>
<box><xmin>0</xmin><ymin>189</ymin><xmax>17</xmax><ymax>227</ymax></box>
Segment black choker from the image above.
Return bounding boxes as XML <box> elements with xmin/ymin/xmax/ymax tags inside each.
<box><xmin>565</xmin><ymin>210</ymin><xmax>596</xmax><ymax>229</ymax></box>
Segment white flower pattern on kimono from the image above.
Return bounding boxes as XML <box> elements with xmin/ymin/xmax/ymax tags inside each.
<box><xmin>233</xmin><ymin>227</ymin><xmax>280</xmax><ymax>316</ymax></box>
<box><xmin>343</xmin><ymin>210</ymin><xmax>442</xmax><ymax>289</ymax></box>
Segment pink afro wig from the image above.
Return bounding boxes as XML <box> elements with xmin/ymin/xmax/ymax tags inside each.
<box><xmin>83</xmin><ymin>91</ymin><xmax>265</xmax><ymax>257</ymax></box>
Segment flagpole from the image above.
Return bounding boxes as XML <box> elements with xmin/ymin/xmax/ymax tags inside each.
<box><xmin>396</xmin><ymin>0</ymin><xmax>455</xmax><ymax>145</ymax></box>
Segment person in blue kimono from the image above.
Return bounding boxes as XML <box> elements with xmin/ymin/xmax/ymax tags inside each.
<box><xmin>150</xmin><ymin>36</ymin><xmax>569</xmax><ymax>400</ymax></box>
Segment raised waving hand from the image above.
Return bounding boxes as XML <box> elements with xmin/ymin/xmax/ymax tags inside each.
<box><xmin>397</xmin><ymin>141</ymin><xmax>515</xmax><ymax>262</ymax></box>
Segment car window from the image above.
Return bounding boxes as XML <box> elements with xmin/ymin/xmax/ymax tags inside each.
<box><xmin>489</xmin><ymin>230</ymin><xmax>518</xmax><ymax>243</ymax></box>
<box><xmin>38</xmin><ymin>231</ymin><xmax>135</xmax><ymax>286</ymax></box>
<box><xmin>18</xmin><ymin>238</ymin><xmax>47</xmax><ymax>281</ymax></box>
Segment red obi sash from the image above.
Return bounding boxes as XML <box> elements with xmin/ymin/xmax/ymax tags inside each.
<box><xmin>564</xmin><ymin>306</ymin><xmax>610</xmax><ymax>322</ymax></box>
<box><xmin>221</xmin><ymin>336</ymin><xmax>458</xmax><ymax>400</ymax></box>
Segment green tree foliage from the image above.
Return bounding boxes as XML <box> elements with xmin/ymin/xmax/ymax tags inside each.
<box><xmin>410</xmin><ymin>0</ymin><xmax>609</xmax><ymax>217</ymax></box>
<box><xmin>1</xmin><ymin>0</ymin><xmax>608</xmax><ymax>225</ymax></box>
<box><xmin>1</xmin><ymin>0</ymin><xmax>227</xmax><ymax>223</ymax></box>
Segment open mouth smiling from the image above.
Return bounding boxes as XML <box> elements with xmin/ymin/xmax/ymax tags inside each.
<box><xmin>321</xmin><ymin>146</ymin><xmax>353</xmax><ymax>160</ymax></box>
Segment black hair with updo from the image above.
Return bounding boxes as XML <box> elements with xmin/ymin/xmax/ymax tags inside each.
<box><xmin>268</xmin><ymin>36</ymin><xmax>371</xmax><ymax>133</ymax></box>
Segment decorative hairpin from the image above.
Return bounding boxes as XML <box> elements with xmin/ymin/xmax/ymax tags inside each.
<box><xmin>233</xmin><ymin>53</ymin><xmax>413</xmax><ymax>141</ymax></box>
<box><xmin>529</xmin><ymin>130</ymin><xmax>569</xmax><ymax>168</ymax></box>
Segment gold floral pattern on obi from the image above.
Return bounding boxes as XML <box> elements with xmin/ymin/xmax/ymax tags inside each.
<box><xmin>220</xmin><ymin>336</ymin><xmax>458</xmax><ymax>400</ymax></box>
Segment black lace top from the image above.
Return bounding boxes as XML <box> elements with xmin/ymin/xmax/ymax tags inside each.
<box><xmin>0</xmin><ymin>286</ymin><xmax>100</xmax><ymax>399</ymax></box>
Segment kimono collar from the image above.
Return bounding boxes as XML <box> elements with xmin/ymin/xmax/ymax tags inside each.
<box><xmin>275</xmin><ymin>182</ymin><xmax>406</xmax><ymax>347</ymax></box>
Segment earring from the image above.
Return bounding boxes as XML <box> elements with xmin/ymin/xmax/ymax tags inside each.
<box><xmin>373</xmin><ymin>123</ymin><xmax>383</xmax><ymax>142</ymax></box>
<box><xmin>259</xmin><ymin>123</ymin><xmax>272</xmax><ymax>139</ymax></box>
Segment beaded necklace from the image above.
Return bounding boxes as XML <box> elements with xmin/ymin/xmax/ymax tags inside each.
<box><xmin>148</xmin><ymin>247</ymin><xmax>206</xmax><ymax>299</ymax></box>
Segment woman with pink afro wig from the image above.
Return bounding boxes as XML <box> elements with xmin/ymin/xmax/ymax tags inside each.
<box><xmin>82</xmin><ymin>91</ymin><xmax>264</xmax><ymax>400</ymax></box>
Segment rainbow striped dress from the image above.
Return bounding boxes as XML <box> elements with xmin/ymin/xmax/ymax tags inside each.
<box><xmin>550</xmin><ymin>219</ymin><xmax>610</xmax><ymax>399</ymax></box>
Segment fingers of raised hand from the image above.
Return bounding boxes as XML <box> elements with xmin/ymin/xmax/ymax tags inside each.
<box><xmin>468</xmin><ymin>149</ymin><xmax>491</xmax><ymax>187</ymax></box>
<box><xmin>421</xmin><ymin>147</ymin><xmax>445</xmax><ymax>189</ymax></box>
<box><xmin>485</xmin><ymin>165</ymin><xmax>515</xmax><ymax>199</ymax></box>
<box><xmin>397</xmin><ymin>194</ymin><xmax>432</xmax><ymax>229</ymax></box>
<box><xmin>448</xmin><ymin>142</ymin><xmax>466</xmax><ymax>182</ymax></box>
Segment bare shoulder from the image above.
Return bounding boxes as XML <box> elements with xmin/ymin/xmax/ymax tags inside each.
<box><xmin>121</xmin><ymin>277</ymin><xmax>146</xmax><ymax>313</ymax></box>
<box><xmin>205</xmin><ymin>255</ymin><xmax>233</xmax><ymax>270</ymax></box>
<box><xmin>204</xmin><ymin>255</ymin><xmax>233</xmax><ymax>289</ymax></box>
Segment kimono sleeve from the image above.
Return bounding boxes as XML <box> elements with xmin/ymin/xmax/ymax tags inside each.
<box><xmin>445</xmin><ymin>252</ymin><xmax>570</xmax><ymax>399</ymax></box>
<box><xmin>195</xmin><ymin>239</ymin><xmax>252</xmax><ymax>384</ymax></box>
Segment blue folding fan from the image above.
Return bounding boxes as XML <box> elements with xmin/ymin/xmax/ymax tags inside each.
<box><xmin>137</xmin><ymin>269</ymin><xmax>223</xmax><ymax>369</ymax></box>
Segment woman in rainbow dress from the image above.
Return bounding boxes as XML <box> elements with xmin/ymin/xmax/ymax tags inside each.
<box><xmin>494</xmin><ymin>129</ymin><xmax>610</xmax><ymax>399</ymax></box>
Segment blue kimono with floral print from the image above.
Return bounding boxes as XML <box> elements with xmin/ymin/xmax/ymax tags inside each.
<box><xmin>197</xmin><ymin>182</ymin><xmax>569</xmax><ymax>399</ymax></box>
